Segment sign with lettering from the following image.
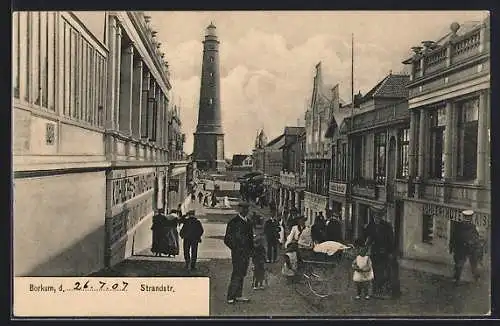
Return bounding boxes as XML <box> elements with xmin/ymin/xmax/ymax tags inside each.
<box><xmin>422</xmin><ymin>203</ymin><xmax>490</xmax><ymax>229</ymax></box>
<box><xmin>329</xmin><ymin>182</ymin><xmax>347</xmax><ymax>195</ymax></box>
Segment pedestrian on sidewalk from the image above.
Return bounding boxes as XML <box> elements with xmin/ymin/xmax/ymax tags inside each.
<box><xmin>264</xmin><ymin>213</ymin><xmax>280</xmax><ymax>263</ymax></box>
<box><xmin>151</xmin><ymin>208</ymin><xmax>169</xmax><ymax>257</ymax></box>
<box><xmin>180</xmin><ymin>210</ymin><xmax>204</xmax><ymax>271</ymax></box>
<box><xmin>164</xmin><ymin>212</ymin><xmax>180</xmax><ymax>258</ymax></box>
<box><xmin>364</xmin><ymin>206</ymin><xmax>394</xmax><ymax>299</ymax></box>
<box><xmin>352</xmin><ymin>240</ymin><xmax>374</xmax><ymax>300</ymax></box>
<box><xmin>252</xmin><ymin>233</ymin><xmax>267</xmax><ymax>290</ymax></box>
<box><xmin>449</xmin><ymin>209</ymin><xmax>484</xmax><ymax>284</ymax></box>
<box><xmin>198</xmin><ymin>191</ymin><xmax>203</xmax><ymax>204</ymax></box>
<box><xmin>224</xmin><ymin>201</ymin><xmax>254</xmax><ymax>304</ymax></box>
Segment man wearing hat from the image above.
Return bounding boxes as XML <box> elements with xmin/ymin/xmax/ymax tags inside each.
<box><xmin>224</xmin><ymin>201</ymin><xmax>254</xmax><ymax>304</ymax></box>
<box><xmin>325</xmin><ymin>210</ymin><xmax>343</xmax><ymax>243</ymax></box>
<box><xmin>364</xmin><ymin>206</ymin><xmax>395</xmax><ymax>299</ymax></box>
<box><xmin>180</xmin><ymin>210</ymin><xmax>204</xmax><ymax>271</ymax></box>
<box><xmin>449</xmin><ymin>209</ymin><xmax>482</xmax><ymax>284</ymax></box>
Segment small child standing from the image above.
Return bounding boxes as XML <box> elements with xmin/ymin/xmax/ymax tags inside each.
<box><xmin>352</xmin><ymin>244</ymin><xmax>374</xmax><ymax>300</ymax></box>
<box><xmin>252</xmin><ymin>234</ymin><xmax>267</xmax><ymax>290</ymax></box>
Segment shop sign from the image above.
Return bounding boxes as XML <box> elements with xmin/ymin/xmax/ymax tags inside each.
<box><xmin>423</xmin><ymin>203</ymin><xmax>490</xmax><ymax>229</ymax></box>
<box><xmin>329</xmin><ymin>182</ymin><xmax>347</xmax><ymax>195</ymax></box>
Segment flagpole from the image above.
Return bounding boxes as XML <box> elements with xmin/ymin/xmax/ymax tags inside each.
<box><xmin>350</xmin><ymin>33</ymin><xmax>354</xmax><ymax>129</ymax></box>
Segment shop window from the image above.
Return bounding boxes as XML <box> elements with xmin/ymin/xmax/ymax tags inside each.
<box><xmin>422</xmin><ymin>214</ymin><xmax>435</xmax><ymax>244</ymax></box>
<box><xmin>398</xmin><ymin>128</ymin><xmax>410</xmax><ymax>178</ymax></box>
<box><xmin>456</xmin><ymin>97</ymin><xmax>479</xmax><ymax>180</ymax></box>
<box><xmin>429</xmin><ymin>107</ymin><xmax>446</xmax><ymax>179</ymax></box>
<box><xmin>374</xmin><ymin>132</ymin><xmax>387</xmax><ymax>184</ymax></box>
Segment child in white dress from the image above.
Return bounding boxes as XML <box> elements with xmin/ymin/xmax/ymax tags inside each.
<box><xmin>352</xmin><ymin>244</ymin><xmax>374</xmax><ymax>300</ymax></box>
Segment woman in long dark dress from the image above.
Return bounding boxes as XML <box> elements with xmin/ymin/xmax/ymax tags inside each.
<box><xmin>151</xmin><ymin>209</ymin><xmax>169</xmax><ymax>257</ymax></box>
<box><xmin>164</xmin><ymin>213</ymin><xmax>180</xmax><ymax>257</ymax></box>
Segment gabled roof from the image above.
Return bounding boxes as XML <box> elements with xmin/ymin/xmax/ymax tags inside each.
<box><xmin>360</xmin><ymin>74</ymin><xmax>409</xmax><ymax>103</ymax></box>
<box><xmin>266</xmin><ymin>133</ymin><xmax>285</xmax><ymax>149</ymax></box>
<box><xmin>232</xmin><ymin>154</ymin><xmax>250</xmax><ymax>166</ymax></box>
<box><xmin>325</xmin><ymin>107</ymin><xmax>353</xmax><ymax>138</ymax></box>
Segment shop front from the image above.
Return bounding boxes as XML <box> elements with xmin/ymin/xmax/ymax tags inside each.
<box><xmin>402</xmin><ymin>200</ymin><xmax>490</xmax><ymax>267</ymax></box>
<box><xmin>328</xmin><ymin>181</ymin><xmax>351</xmax><ymax>240</ymax></box>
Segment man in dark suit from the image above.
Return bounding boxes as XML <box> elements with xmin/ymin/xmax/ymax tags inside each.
<box><xmin>180</xmin><ymin>210</ymin><xmax>204</xmax><ymax>271</ymax></box>
<box><xmin>224</xmin><ymin>201</ymin><xmax>254</xmax><ymax>304</ymax></box>
<box><xmin>364</xmin><ymin>206</ymin><xmax>395</xmax><ymax>298</ymax></box>
<box><xmin>325</xmin><ymin>211</ymin><xmax>343</xmax><ymax>242</ymax></box>
<box><xmin>264</xmin><ymin>213</ymin><xmax>280</xmax><ymax>263</ymax></box>
<box><xmin>450</xmin><ymin>209</ymin><xmax>483</xmax><ymax>284</ymax></box>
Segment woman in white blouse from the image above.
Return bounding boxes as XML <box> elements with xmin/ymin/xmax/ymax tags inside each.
<box><xmin>285</xmin><ymin>216</ymin><xmax>312</xmax><ymax>250</ymax></box>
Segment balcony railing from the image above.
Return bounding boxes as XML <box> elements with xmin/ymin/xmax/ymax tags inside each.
<box><xmin>411</xmin><ymin>26</ymin><xmax>486</xmax><ymax>80</ymax></box>
<box><xmin>418</xmin><ymin>180</ymin><xmax>490</xmax><ymax>209</ymax></box>
<box><xmin>351</xmin><ymin>102</ymin><xmax>409</xmax><ymax>131</ymax></box>
<box><xmin>351</xmin><ymin>178</ymin><xmax>378</xmax><ymax>199</ymax></box>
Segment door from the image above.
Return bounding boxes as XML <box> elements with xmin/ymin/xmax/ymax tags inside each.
<box><xmin>394</xmin><ymin>200</ymin><xmax>404</xmax><ymax>257</ymax></box>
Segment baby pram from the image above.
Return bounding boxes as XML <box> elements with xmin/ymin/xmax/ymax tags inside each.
<box><xmin>282</xmin><ymin>241</ymin><xmax>356</xmax><ymax>306</ymax></box>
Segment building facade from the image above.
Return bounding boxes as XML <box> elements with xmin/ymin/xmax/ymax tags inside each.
<box><xmin>348</xmin><ymin>74</ymin><xmax>410</xmax><ymax>244</ymax></box>
<box><xmin>167</xmin><ymin>105</ymin><xmax>189</xmax><ymax>213</ymax></box>
<box><xmin>398</xmin><ymin>18</ymin><xmax>490</xmax><ymax>271</ymax></box>
<box><xmin>193</xmin><ymin>23</ymin><xmax>225</xmax><ymax>172</ymax></box>
<box><xmin>278</xmin><ymin>127</ymin><xmax>306</xmax><ymax>214</ymax></box>
<box><xmin>12</xmin><ymin>11</ymin><xmax>180</xmax><ymax>276</ymax></box>
<box><xmin>252</xmin><ymin>131</ymin><xmax>284</xmax><ymax>177</ymax></box>
<box><xmin>304</xmin><ymin>62</ymin><xmax>336</xmax><ymax>226</ymax></box>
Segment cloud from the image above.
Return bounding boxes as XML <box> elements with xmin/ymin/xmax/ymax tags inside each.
<box><xmin>157</xmin><ymin>11</ymin><xmax>488</xmax><ymax>157</ymax></box>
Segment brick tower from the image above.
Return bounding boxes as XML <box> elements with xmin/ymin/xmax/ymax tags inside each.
<box><xmin>193</xmin><ymin>22</ymin><xmax>225</xmax><ymax>172</ymax></box>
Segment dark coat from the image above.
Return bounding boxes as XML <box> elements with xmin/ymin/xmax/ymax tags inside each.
<box><xmin>449</xmin><ymin>221</ymin><xmax>481</xmax><ymax>253</ymax></box>
<box><xmin>224</xmin><ymin>215</ymin><xmax>254</xmax><ymax>257</ymax></box>
<box><xmin>325</xmin><ymin>219</ymin><xmax>343</xmax><ymax>242</ymax></box>
<box><xmin>311</xmin><ymin>220</ymin><xmax>327</xmax><ymax>243</ymax></box>
<box><xmin>180</xmin><ymin>217</ymin><xmax>204</xmax><ymax>242</ymax></box>
<box><xmin>264</xmin><ymin>218</ymin><xmax>280</xmax><ymax>242</ymax></box>
<box><xmin>364</xmin><ymin>220</ymin><xmax>395</xmax><ymax>256</ymax></box>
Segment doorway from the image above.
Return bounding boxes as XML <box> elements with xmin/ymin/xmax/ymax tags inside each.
<box><xmin>394</xmin><ymin>200</ymin><xmax>404</xmax><ymax>257</ymax></box>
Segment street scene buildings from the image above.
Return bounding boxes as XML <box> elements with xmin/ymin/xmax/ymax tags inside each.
<box><xmin>12</xmin><ymin>11</ymin><xmax>490</xmax><ymax>317</ymax></box>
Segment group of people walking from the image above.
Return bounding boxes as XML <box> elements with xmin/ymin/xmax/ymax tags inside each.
<box><xmin>151</xmin><ymin>208</ymin><xmax>204</xmax><ymax>271</ymax></box>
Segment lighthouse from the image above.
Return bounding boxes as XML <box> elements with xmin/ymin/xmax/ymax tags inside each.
<box><xmin>193</xmin><ymin>22</ymin><xmax>225</xmax><ymax>172</ymax></box>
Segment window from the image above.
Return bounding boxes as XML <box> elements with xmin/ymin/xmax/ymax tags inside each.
<box><xmin>422</xmin><ymin>214</ymin><xmax>434</xmax><ymax>244</ymax></box>
<box><xmin>374</xmin><ymin>132</ymin><xmax>387</xmax><ymax>184</ymax></box>
<box><xmin>59</xmin><ymin>16</ymin><xmax>106</xmax><ymax>127</ymax></box>
<box><xmin>456</xmin><ymin>97</ymin><xmax>478</xmax><ymax>180</ymax></box>
<box><xmin>398</xmin><ymin>128</ymin><xmax>410</xmax><ymax>178</ymax></box>
<box><xmin>429</xmin><ymin>107</ymin><xmax>446</xmax><ymax>179</ymax></box>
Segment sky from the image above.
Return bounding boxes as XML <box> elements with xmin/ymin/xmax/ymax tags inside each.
<box><xmin>147</xmin><ymin>10</ymin><xmax>488</xmax><ymax>158</ymax></box>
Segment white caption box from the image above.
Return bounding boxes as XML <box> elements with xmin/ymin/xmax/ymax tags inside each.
<box><xmin>13</xmin><ymin>277</ymin><xmax>210</xmax><ymax>317</ymax></box>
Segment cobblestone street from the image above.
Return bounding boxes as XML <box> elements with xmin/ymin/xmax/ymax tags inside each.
<box><xmin>95</xmin><ymin>197</ymin><xmax>490</xmax><ymax>317</ymax></box>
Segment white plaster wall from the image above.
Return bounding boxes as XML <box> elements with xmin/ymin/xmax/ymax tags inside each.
<box><xmin>13</xmin><ymin>171</ymin><xmax>107</xmax><ymax>276</ymax></box>
<box><xmin>59</xmin><ymin>123</ymin><xmax>105</xmax><ymax>155</ymax></box>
